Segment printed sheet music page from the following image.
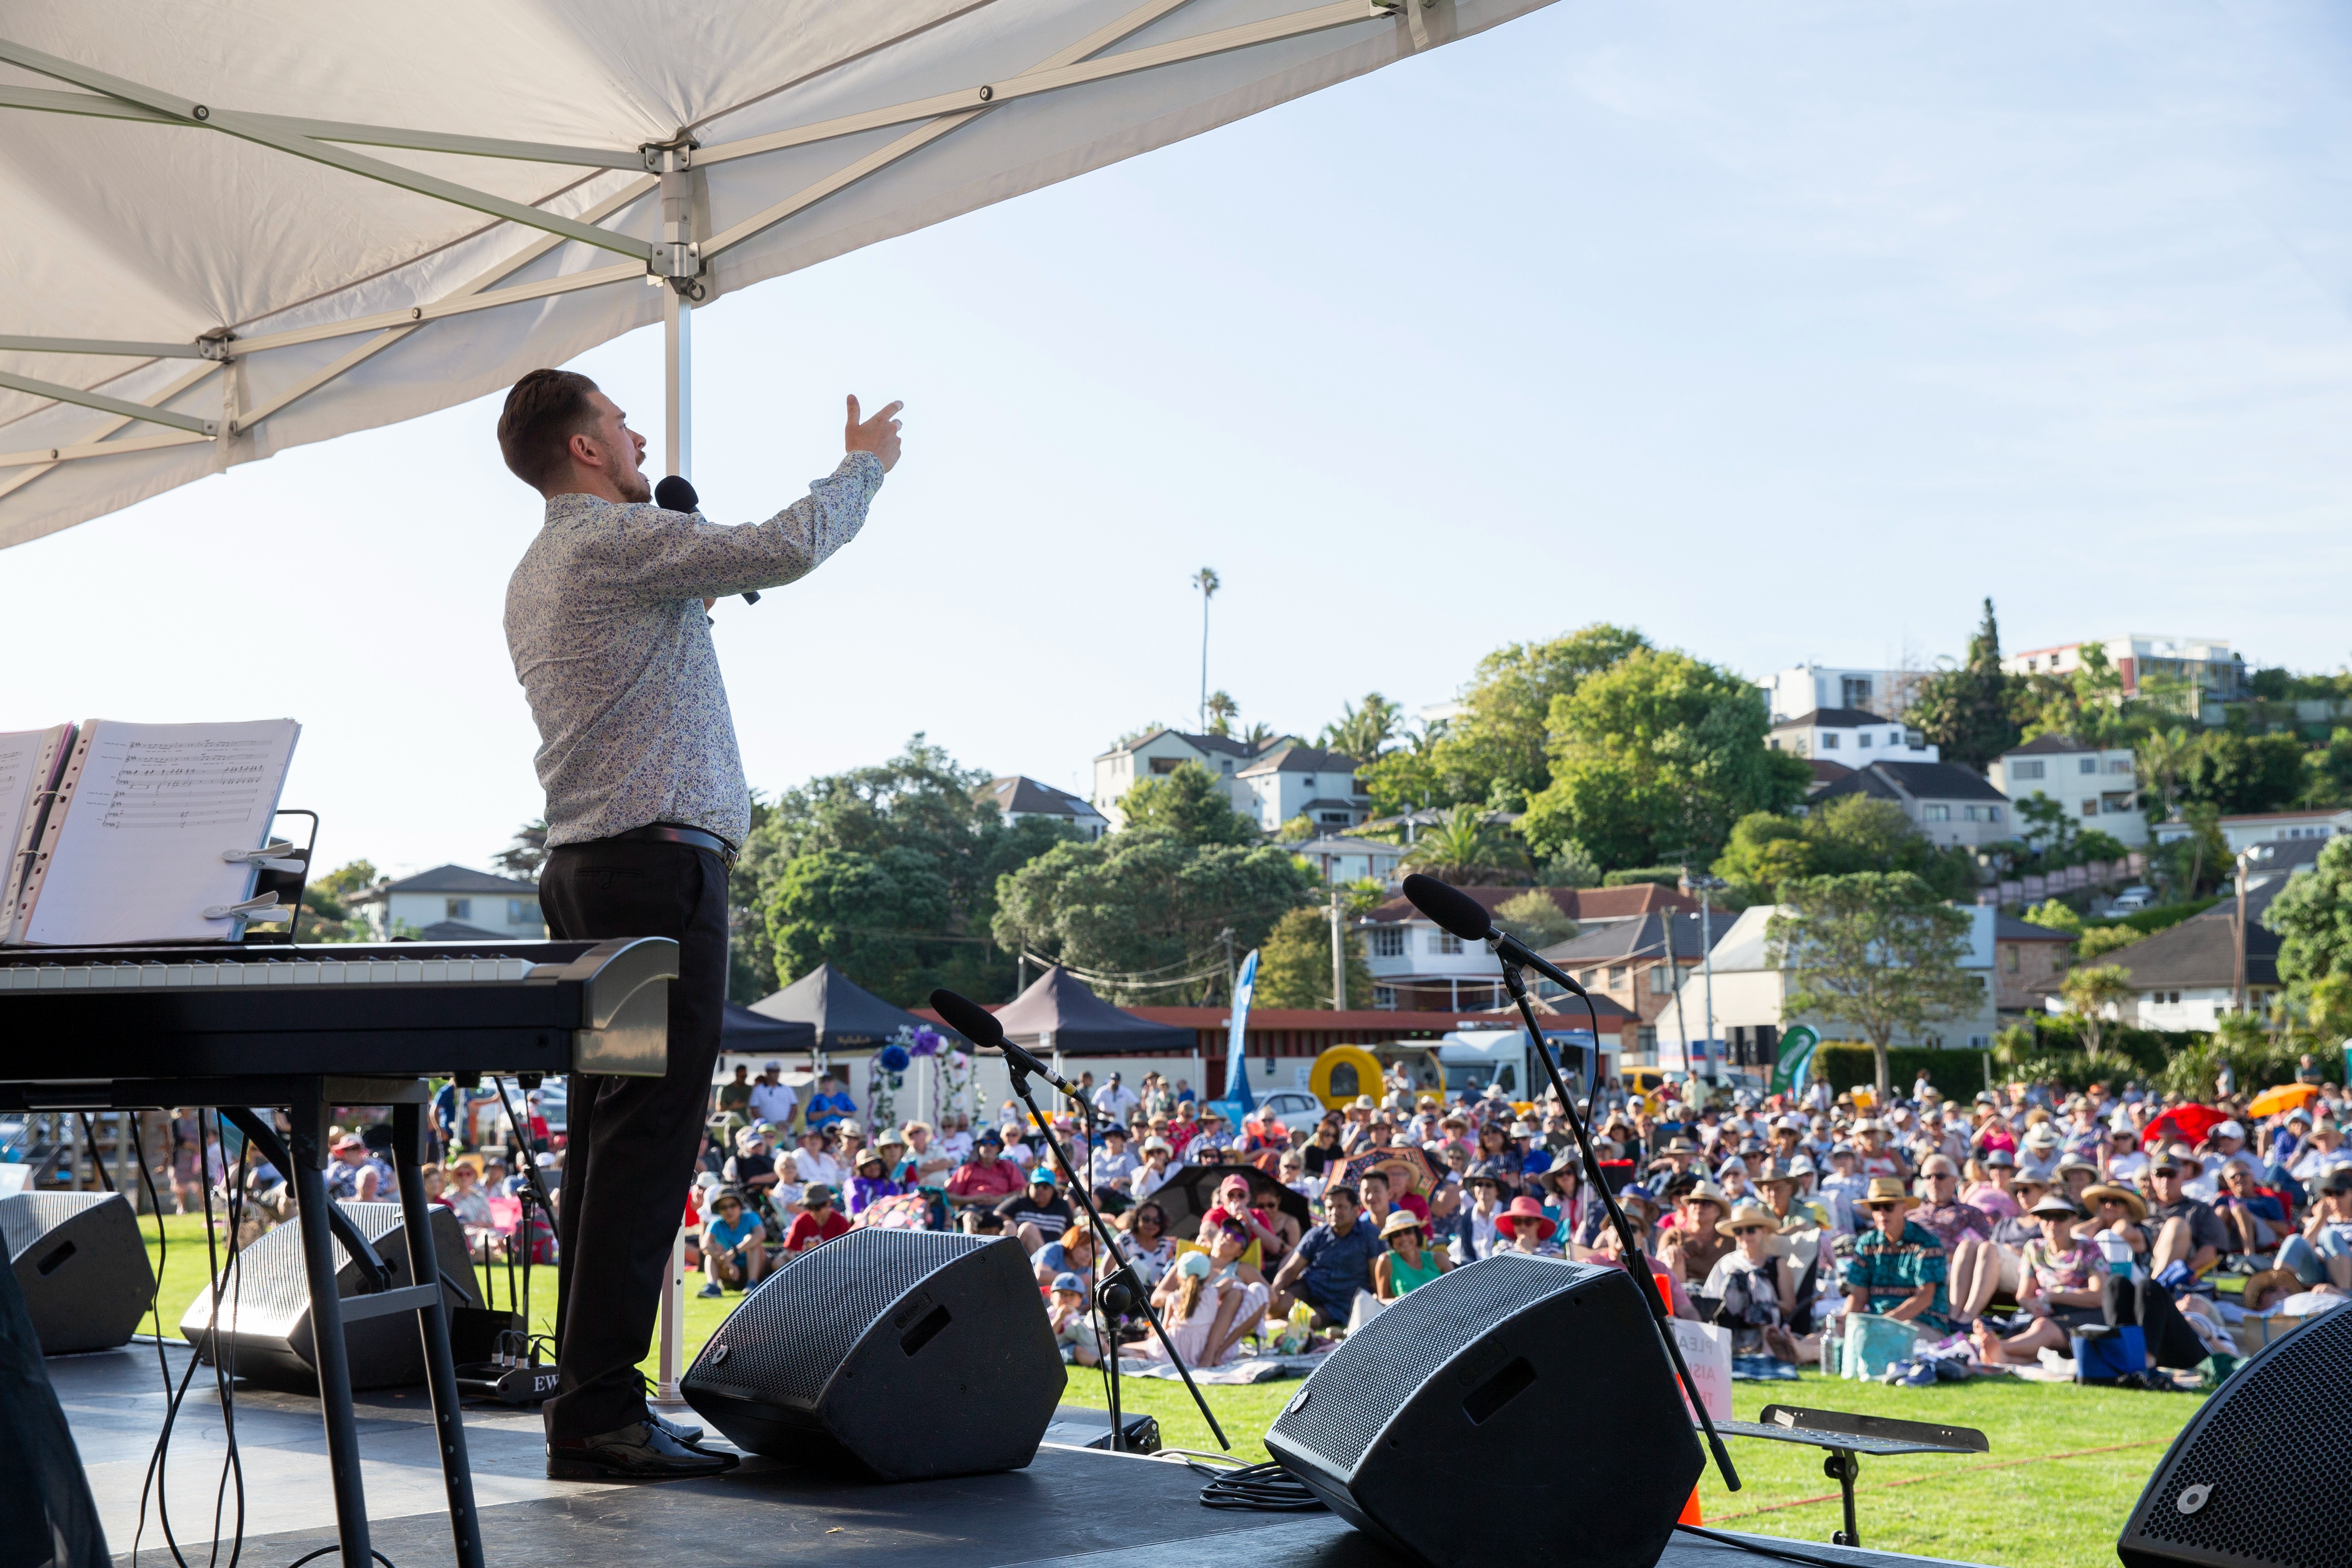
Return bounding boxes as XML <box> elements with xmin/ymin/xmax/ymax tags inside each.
<box><xmin>21</xmin><ymin>718</ymin><xmax>301</xmax><ymax>945</ymax></box>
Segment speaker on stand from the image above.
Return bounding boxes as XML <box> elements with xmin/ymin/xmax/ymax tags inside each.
<box><xmin>1</xmin><ymin>1190</ymin><xmax>155</xmax><ymax>1355</ymax></box>
<box><xmin>1265</xmin><ymin>1252</ymin><xmax>1702</xmax><ymax>1568</ymax></box>
<box><xmin>2118</xmin><ymin>1302</ymin><xmax>2352</xmax><ymax>1568</ymax></box>
<box><xmin>681</xmin><ymin>1228</ymin><xmax>1063</xmax><ymax>1480</ymax></box>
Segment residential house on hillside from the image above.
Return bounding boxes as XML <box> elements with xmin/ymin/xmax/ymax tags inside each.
<box><xmin>1235</xmin><ymin>743</ymin><xmax>1368</xmax><ymax>833</ymax></box>
<box><xmin>974</xmin><ymin>776</ymin><xmax>1108</xmax><ymax>840</ymax></box>
<box><xmin>1359</xmin><ymin>883</ymin><xmax>1698</xmax><ymax>1012</ymax></box>
<box><xmin>1768</xmin><ymin>708</ymin><xmax>1940</xmax><ymax>765</ymax></box>
<box><xmin>2107</xmin><ymin>842</ymin><xmax>2323</xmax><ymax>1031</ymax></box>
<box><xmin>1533</xmin><ymin>913</ymin><xmax>1709</xmax><ymax>1061</ymax></box>
<box><xmin>1651</xmin><ymin>903</ymin><xmax>2000</xmax><ymax>1071</ymax></box>
<box><xmin>1992</xmin><ymin>915</ymin><xmax>2075</xmax><ymax>1018</ymax></box>
<box><xmin>1760</xmin><ymin>664</ymin><xmax>1919</xmax><ymax>723</ymax></box>
<box><xmin>1809</xmin><ymin>761</ymin><xmax>2011</xmax><ymax>849</ymax></box>
<box><xmin>2152</xmin><ymin>807</ymin><xmax>2352</xmax><ymax>855</ymax></box>
<box><xmin>1990</xmin><ymin>736</ymin><xmax>2145</xmax><ymax>847</ymax></box>
<box><xmin>1090</xmin><ymin>728</ymin><xmax>1279</xmax><ymax>829</ymax></box>
<box><xmin>2001</xmin><ymin>635</ymin><xmax>2247</xmax><ymax>712</ymax></box>
<box><xmin>348</xmin><ymin>865</ymin><xmax>545</xmax><ymax>941</ymax></box>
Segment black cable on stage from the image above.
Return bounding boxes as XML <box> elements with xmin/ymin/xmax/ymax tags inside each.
<box><xmin>1181</xmin><ymin>1458</ymin><xmax>1325</xmax><ymax>1513</ymax></box>
<box><xmin>284</xmin><ymin>1547</ymin><xmax>397</xmax><ymax>1568</ymax></box>
<box><xmin>197</xmin><ymin>1119</ymin><xmax>253</xmax><ymax>1568</ymax></box>
<box><xmin>1675</xmin><ymin>1523</ymin><xmax>1869</xmax><ymax>1568</ymax></box>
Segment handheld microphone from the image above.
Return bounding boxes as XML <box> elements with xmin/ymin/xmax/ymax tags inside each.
<box><xmin>928</xmin><ymin>988</ymin><xmax>1087</xmax><ymax>1102</ymax></box>
<box><xmin>655</xmin><ymin>474</ymin><xmax>759</xmax><ymax>605</ymax></box>
<box><xmin>1401</xmin><ymin>873</ymin><xmax>1588</xmax><ymax>998</ymax></box>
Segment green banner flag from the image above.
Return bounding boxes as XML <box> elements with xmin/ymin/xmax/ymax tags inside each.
<box><xmin>1770</xmin><ymin>1025</ymin><xmax>1819</xmax><ymax>1096</ymax></box>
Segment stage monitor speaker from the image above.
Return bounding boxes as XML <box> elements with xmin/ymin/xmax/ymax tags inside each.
<box><xmin>681</xmin><ymin>1229</ymin><xmax>1063</xmax><ymax>1480</ymax></box>
<box><xmin>179</xmin><ymin>1200</ymin><xmax>477</xmax><ymax>1389</ymax></box>
<box><xmin>1</xmin><ymin>1191</ymin><xmax>155</xmax><ymax>1355</ymax></box>
<box><xmin>1265</xmin><ymin>1253</ymin><xmax>1700</xmax><ymax>1568</ymax></box>
<box><xmin>2118</xmin><ymin>1300</ymin><xmax>2352</xmax><ymax>1568</ymax></box>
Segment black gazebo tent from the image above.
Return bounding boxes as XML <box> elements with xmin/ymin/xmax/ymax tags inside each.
<box><xmin>720</xmin><ymin>1001</ymin><xmax>813</xmax><ymax>1056</ymax></box>
<box><xmin>750</xmin><ymin>963</ymin><xmax>944</xmax><ymax>1051</ymax></box>
<box><xmin>992</xmin><ymin>967</ymin><xmax>1195</xmax><ymax>1056</ymax></box>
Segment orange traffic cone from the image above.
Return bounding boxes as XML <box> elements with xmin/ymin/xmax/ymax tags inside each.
<box><xmin>1680</xmin><ymin>1487</ymin><xmax>1703</xmax><ymax>1525</ymax></box>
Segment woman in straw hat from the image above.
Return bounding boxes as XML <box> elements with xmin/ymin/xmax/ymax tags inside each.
<box><xmin>1658</xmin><ymin>1180</ymin><xmax>1735</xmax><ymax>1287</ymax></box>
<box><xmin>1704</xmin><ymin>1203</ymin><xmax>1814</xmax><ymax>1362</ymax></box>
<box><xmin>2078</xmin><ymin>1179</ymin><xmax>2150</xmax><ymax>1263</ymax></box>
<box><xmin>1374</xmin><ymin>1208</ymin><xmax>1452</xmax><ymax>1299</ymax></box>
<box><xmin>1839</xmin><ymin>1177</ymin><xmax>1953</xmax><ymax>1335</ymax></box>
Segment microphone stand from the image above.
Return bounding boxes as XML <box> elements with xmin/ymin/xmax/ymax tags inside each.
<box><xmin>1000</xmin><ymin>1055</ymin><xmax>1229</xmax><ymax>1452</ymax></box>
<box><xmin>1493</xmin><ymin>951</ymin><xmax>1741</xmax><ymax>1494</ymax></box>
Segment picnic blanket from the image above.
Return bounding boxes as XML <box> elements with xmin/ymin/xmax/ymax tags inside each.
<box><xmin>1731</xmin><ymin>1355</ymin><xmax>1801</xmax><ymax>1381</ymax></box>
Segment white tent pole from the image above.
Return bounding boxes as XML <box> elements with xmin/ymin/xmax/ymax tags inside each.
<box><xmin>0</xmin><ymin>334</ymin><xmax>205</xmax><ymax>359</ymax></box>
<box><xmin>665</xmin><ymin>286</ymin><xmax>691</xmax><ymax>484</ymax></box>
<box><xmin>0</xmin><ymin>367</ymin><xmax>216</xmax><ymax>435</ymax></box>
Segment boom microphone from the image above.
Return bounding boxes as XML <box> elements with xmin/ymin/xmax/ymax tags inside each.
<box><xmin>1401</xmin><ymin>872</ymin><xmax>1588</xmax><ymax>998</ymax></box>
<box><xmin>928</xmin><ymin>988</ymin><xmax>1087</xmax><ymax>1101</ymax></box>
<box><xmin>655</xmin><ymin>474</ymin><xmax>760</xmax><ymax>605</ymax></box>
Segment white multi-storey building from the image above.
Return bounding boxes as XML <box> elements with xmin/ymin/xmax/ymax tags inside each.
<box><xmin>1989</xmin><ymin>736</ymin><xmax>2146</xmax><ymax>847</ymax></box>
<box><xmin>1759</xmin><ymin>664</ymin><xmax>1920</xmax><ymax>723</ymax></box>
<box><xmin>1090</xmin><ymin>728</ymin><xmax>1273</xmax><ymax>829</ymax></box>
<box><xmin>1768</xmin><ymin>708</ymin><xmax>1940</xmax><ymax>765</ymax></box>
<box><xmin>2001</xmin><ymin>635</ymin><xmax>2247</xmax><ymax>709</ymax></box>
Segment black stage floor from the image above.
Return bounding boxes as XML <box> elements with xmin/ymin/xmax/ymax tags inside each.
<box><xmin>59</xmin><ymin>1342</ymin><xmax>1988</xmax><ymax>1568</ymax></box>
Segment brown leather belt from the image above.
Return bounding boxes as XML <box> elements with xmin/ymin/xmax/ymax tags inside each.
<box><xmin>610</xmin><ymin>822</ymin><xmax>737</xmax><ymax>869</ymax></box>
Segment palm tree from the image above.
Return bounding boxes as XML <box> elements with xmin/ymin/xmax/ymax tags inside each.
<box><xmin>1203</xmin><ymin>690</ymin><xmax>1238</xmax><ymax>736</ymax></box>
<box><xmin>1192</xmin><ymin>567</ymin><xmax>1220</xmax><ymax>732</ymax></box>
<box><xmin>1321</xmin><ymin>693</ymin><xmax>1401</xmax><ymax>763</ymax></box>
<box><xmin>2136</xmin><ymin>726</ymin><xmax>2193</xmax><ymax>816</ymax></box>
<box><xmin>2060</xmin><ymin>963</ymin><xmax>2136</xmax><ymax>1062</ymax></box>
<box><xmin>1400</xmin><ymin>805</ymin><xmax>1525</xmax><ymax>886</ymax></box>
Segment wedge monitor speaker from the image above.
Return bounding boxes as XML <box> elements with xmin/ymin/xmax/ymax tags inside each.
<box><xmin>681</xmin><ymin>1229</ymin><xmax>1063</xmax><ymax>1480</ymax></box>
<box><xmin>1265</xmin><ymin>1253</ymin><xmax>1700</xmax><ymax>1568</ymax></box>
<box><xmin>179</xmin><ymin>1200</ymin><xmax>476</xmax><ymax>1388</ymax></box>
<box><xmin>1</xmin><ymin>1191</ymin><xmax>154</xmax><ymax>1354</ymax></box>
<box><xmin>2118</xmin><ymin>1299</ymin><xmax>2352</xmax><ymax>1568</ymax></box>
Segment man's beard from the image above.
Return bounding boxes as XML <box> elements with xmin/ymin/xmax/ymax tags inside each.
<box><xmin>615</xmin><ymin>464</ymin><xmax>653</xmax><ymax>504</ymax></box>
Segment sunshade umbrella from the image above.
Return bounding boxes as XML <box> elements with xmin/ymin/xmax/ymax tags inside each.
<box><xmin>992</xmin><ymin>965</ymin><xmax>1194</xmax><ymax>1055</ymax></box>
<box><xmin>0</xmin><ymin>0</ymin><xmax>1554</xmax><ymax>546</ymax></box>
<box><xmin>1142</xmin><ymin>1161</ymin><xmax>1311</xmax><ymax>1238</ymax></box>
<box><xmin>1341</xmin><ymin>1144</ymin><xmax>1442</xmax><ymax>1210</ymax></box>
<box><xmin>2143</xmin><ymin>1104</ymin><xmax>2229</xmax><ymax>1150</ymax></box>
<box><xmin>2246</xmin><ymin>1082</ymin><xmax>2319</xmax><ymax>1119</ymax></box>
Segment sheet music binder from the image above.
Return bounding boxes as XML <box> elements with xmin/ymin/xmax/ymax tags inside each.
<box><xmin>5</xmin><ymin>718</ymin><xmax>302</xmax><ymax>947</ymax></box>
<box><xmin>0</xmin><ymin>723</ymin><xmax>75</xmax><ymax>936</ymax></box>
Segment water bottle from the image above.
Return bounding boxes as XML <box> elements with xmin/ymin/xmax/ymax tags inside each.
<box><xmin>2096</xmin><ymin>1230</ymin><xmax>2132</xmax><ymax>1276</ymax></box>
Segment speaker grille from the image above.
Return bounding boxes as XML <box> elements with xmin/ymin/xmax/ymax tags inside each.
<box><xmin>1270</xmin><ymin>1253</ymin><xmax>1605</xmax><ymax>1472</ymax></box>
<box><xmin>690</xmin><ymin>1229</ymin><xmax>992</xmax><ymax>1407</ymax></box>
<box><xmin>2132</xmin><ymin>1304</ymin><xmax>2352</xmax><ymax>1566</ymax></box>
<box><xmin>1</xmin><ymin>1192</ymin><xmax>122</xmax><ymax>1262</ymax></box>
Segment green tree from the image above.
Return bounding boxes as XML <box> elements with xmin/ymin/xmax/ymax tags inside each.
<box><xmin>991</xmin><ymin>832</ymin><xmax>1316</xmax><ymax>1003</ymax></box>
<box><xmin>1203</xmin><ymin>691</ymin><xmax>1238</xmax><ymax>736</ymax></box>
<box><xmin>2136</xmin><ymin>726</ymin><xmax>2195</xmax><ymax>817</ymax></box>
<box><xmin>1908</xmin><ymin>599</ymin><xmax>2024</xmax><ymax>770</ymax></box>
<box><xmin>2265</xmin><ymin>836</ymin><xmax>2352</xmax><ymax>989</ymax></box>
<box><xmin>1321</xmin><ymin>693</ymin><xmax>1402</xmax><ymax>763</ymax></box>
<box><xmin>1253</xmin><ymin>905</ymin><xmax>1376</xmax><ymax>1009</ymax></box>
<box><xmin>1712</xmin><ymin>797</ymin><xmax>1972</xmax><ymax>902</ymax></box>
<box><xmin>1534</xmin><ymin>839</ymin><xmax>1603</xmax><ymax>888</ymax></box>
<box><xmin>1768</xmin><ymin>873</ymin><xmax>1983</xmax><ymax>1101</ymax></box>
<box><xmin>1495</xmin><ymin>888</ymin><xmax>1579</xmax><ymax>948</ymax></box>
<box><xmin>1115</xmin><ymin>760</ymin><xmax>1260</xmax><ymax>845</ymax></box>
<box><xmin>1360</xmin><ymin>624</ymin><xmax>1649</xmax><ymax>814</ymax></box>
<box><xmin>2074</xmin><ymin>926</ymin><xmax>2142</xmax><ymax>962</ymax></box>
<box><xmin>736</xmin><ymin>736</ymin><xmax>1076</xmax><ymax>1004</ymax></box>
<box><xmin>2181</xmin><ymin>732</ymin><xmax>2307</xmax><ymax>816</ymax></box>
<box><xmin>1399</xmin><ymin>805</ymin><xmax>1525</xmax><ymax>885</ymax></box>
<box><xmin>2020</xmin><ymin>898</ymin><xmax>2084</xmax><ymax>936</ymax></box>
<box><xmin>491</xmin><ymin>819</ymin><xmax>548</xmax><ymax>881</ymax></box>
<box><xmin>2059</xmin><ymin>963</ymin><xmax>2136</xmax><ymax>1062</ymax></box>
<box><xmin>1522</xmin><ymin>648</ymin><xmax>1810</xmax><ymax>869</ymax></box>
<box><xmin>295</xmin><ymin>859</ymin><xmax>378</xmax><ymax>943</ymax></box>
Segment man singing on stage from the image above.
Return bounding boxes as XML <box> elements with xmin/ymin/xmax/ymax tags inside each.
<box><xmin>499</xmin><ymin>369</ymin><xmax>903</xmax><ymax>1479</ymax></box>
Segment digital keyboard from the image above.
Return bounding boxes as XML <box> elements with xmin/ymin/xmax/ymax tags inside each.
<box><xmin>0</xmin><ymin>936</ymin><xmax>675</xmax><ymax>1084</ymax></box>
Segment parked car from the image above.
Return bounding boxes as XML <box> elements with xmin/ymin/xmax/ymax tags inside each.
<box><xmin>1253</xmin><ymin>1089</ymin><xmax>1324</xmax><ymax>1125</ymax></box>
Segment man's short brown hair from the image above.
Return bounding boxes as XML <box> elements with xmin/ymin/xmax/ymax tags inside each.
<box><xmin>496</xmin><ymin>369</ymin><xmax>600</xmax><ymax>493</ymax></box>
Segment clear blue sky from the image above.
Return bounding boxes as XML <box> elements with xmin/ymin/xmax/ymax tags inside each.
<box><xmin>6</xmin><ymin>2</ymin><xmax>2351</xmax><ymax>877</ymax></box>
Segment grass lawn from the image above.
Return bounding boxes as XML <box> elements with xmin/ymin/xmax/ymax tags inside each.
<box><xmin>142</xmin><ymin>1214</ymin><xmax>2204</xmax><ymax>1568</ymax></box>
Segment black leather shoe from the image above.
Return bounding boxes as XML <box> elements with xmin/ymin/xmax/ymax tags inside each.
<box><xmin>547</xmin><ymin>1421</ymin><xmax>740</xmax><ymax>1481</ymax></box>
<box><xmin>648</xmin><ymin>1409</ymin><xmax>709</xmax><ymax>1447</ymax></box>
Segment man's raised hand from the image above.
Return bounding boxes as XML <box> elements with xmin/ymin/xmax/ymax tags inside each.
<box><xmin>846</xmin><ymin>394</ymin><xmax>904</xmax><ymax>473</ymax></box>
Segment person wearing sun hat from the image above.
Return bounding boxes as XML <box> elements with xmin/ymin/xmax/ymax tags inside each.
<box><xmin>1374</xmin><ymin>1207</ymin><xmax>1451</xmax><ymax>1298</ymax></box>
<box><xmin>1704</xmin><ymin>1203</ymin><xmax>1809</xmax><ymax>1361</ymax></box>
<box><xmin>1970</xmin><ymin>1191</ymin><xmax>2110</xmax><ymax>1366</ymax></box>
<box><xmin>1839</xmin><ymin>1176</ymin><xmax>1952</xmax><ymax>1334</ymax></box>
<box><xmin>1494</xmin><ymin>1194</ymin><xmax>1562</xmax><ymax>1256</ymax></box>
<box><xmin>1657</xmin><ymin>1178</ymin><xmax>1736</xmax><ymax>1286</ymax></box>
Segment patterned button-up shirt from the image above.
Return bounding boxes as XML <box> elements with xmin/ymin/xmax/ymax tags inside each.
<box><xmin>505</xmin><ymin>453</ymin><xmax>884</xmax><ymax>849</ymax></box>
<box><xmin>1841</xmin><ymin>1218</ymin><xmax>1951</xmax><ymax>1327</ymax></box>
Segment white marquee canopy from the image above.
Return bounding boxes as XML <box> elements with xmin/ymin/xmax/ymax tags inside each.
<box><xmin>0</xmin><ymin>0</ymin><xmax>1551</xmax><ymax>550</ymax></box>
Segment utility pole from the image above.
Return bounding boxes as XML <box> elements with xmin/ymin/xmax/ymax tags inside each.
<box><xmin>1330</xmin><ymin>886</ymin><xmax>1347</xmax><ymax>1012</ymax></box>
<box><xmin>1661</xmin><ymin>914</ymin><xmax>1693</xmax><ymax>1080</ymax></box>
<box><xmin>1686</xmin><ymin>872</ymin><xmax>1726</xmax><ymax>1068</ymax></box>
<box><xmin>2232</xmin><ymin>848</ymin><xmax>2254</xmax><ymax>1016</ymax></box>
<box><xmin>1219</xmin><ymin>927</ymin><xmax>1236</xmax><ymax>1005</ymax></box>
<box><xmin>1192</xmin><ymin>567</ymin><xmax>1220</xmax><ymax>733</ymax></box>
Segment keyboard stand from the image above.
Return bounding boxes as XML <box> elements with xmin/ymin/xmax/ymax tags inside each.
<box><xmin>4</xmin><ymin>1074</ymin><xmax>483</xmax><ymax>1568</ymax></box>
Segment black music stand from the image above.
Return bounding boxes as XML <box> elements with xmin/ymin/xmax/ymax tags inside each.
<box><xmin>1714</xmin><ymin>1404</ymin><xmax>1987</xmax><ymax>1548</ymax></box>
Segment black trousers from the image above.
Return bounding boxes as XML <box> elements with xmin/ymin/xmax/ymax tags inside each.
<box><xmin>539</xmin><ymin>837</ymin><xmax>728</xmax><ymax>1440</ymax></box>
<box><xmin>2104</xmin><ymin>1273</ymin><xmax>2209</xmax><ymax>1370</ymax></box>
